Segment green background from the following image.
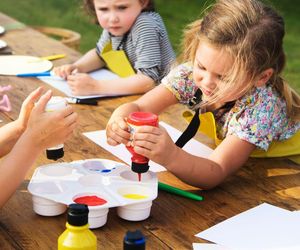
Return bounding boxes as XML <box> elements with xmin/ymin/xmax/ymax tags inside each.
<box><xmin>0</xmin><ymin>0</ymin><xmax>299</xmax><ymax>92</ymax></box>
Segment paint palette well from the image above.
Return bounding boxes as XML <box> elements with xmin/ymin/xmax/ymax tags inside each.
<box><xmin>28</xmin><ymin>159</ymin><xmax>158</xmax><ymax>228</ymax></box>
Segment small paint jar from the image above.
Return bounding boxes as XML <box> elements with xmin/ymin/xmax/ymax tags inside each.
<box><xmin>32</xmin><ymin>195</ymin><xmax>67</xmax><ymax>216</ymax></box>
<box><xmin>126</xmin><ymin>112</ymin><xmax>158</xmax><ymax>174</ymax></box>
<box><xmin>73</xmin><ymin>194</ymin><xmax>109</xmax><ymax>228</ymax></box>
<box><xmin>45</xmin><ymin>96</ymin><xmax>67</xmax><ymax>160</ymax></box>
<box><xmin>117</xmin><ymin>201</ymin><xmax>152</xmax><ymax>221</ymax></box>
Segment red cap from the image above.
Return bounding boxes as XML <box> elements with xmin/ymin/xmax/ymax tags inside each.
<box><xmin>127</xmin><ymin>112</ymin><xmax>158</xmax><ymax>126</ymax></box>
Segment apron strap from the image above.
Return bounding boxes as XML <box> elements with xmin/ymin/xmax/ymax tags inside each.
<box><xmin>175</xmin><ymin>108</ymin><xmax>200</xmax><ymax>148</ymax></box>
<box><xmin>175</xmin><ymin>88</ymin><xmax>235</xmax><ymax>148</ymax></box>
<box><xmin>117</xmin><ymin>33</ymin><xmax>128</xmax><ymax>51</ymax></box>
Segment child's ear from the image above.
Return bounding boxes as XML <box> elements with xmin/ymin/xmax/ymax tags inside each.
<box><xmin>140</xmin><ymin>0</ymin><xmax>149</xmax><ymax>9</ymax></box>
<box><xmin>256</xmin><ymin>68</ymin><xmax>274</xmax><ymax>87</ymax></box>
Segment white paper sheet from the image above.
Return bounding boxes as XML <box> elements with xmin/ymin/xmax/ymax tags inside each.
<box><xmin>83</xmin><ymin>121</ymin><xmax>213</xmax><ymax>172</ymax></box>
<box><xmin>193</xmin><ymin>243</ymin><xmax>232</xmax><ymax>250</ymax></box>
<box><xmin>196</xmin><ymin>203</ymin><xmax>300</xmax><ymax>249</ymax></box>
<box><xmin>193</xmin><ymin>243</ymin><xmax>300</xmax><ymax>250</ymax></box>
<box><xmin>38</xmin><ymin>69</ymin><xmax>119</xmax><ymax>99</ymax></box>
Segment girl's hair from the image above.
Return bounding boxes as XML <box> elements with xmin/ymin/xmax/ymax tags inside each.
<box><xmin>83</xmin><ymin>0</ymin><xmax>155</xmax><ymax>22</ymax></box>
<box><xmin>180</xmin><ymin>0</ymin><xmax>300</xmax><ymax>120</ymax></box>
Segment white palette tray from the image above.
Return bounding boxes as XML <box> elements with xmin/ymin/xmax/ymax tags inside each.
<box><xmin>28</xmin><ymin>159</ymin><xmax>158</xmax><ymax>228</ymax></box>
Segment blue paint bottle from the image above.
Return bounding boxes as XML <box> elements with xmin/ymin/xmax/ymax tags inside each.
<box><xmin>123</xmin><ymin>229</ymin><xmax>146</xmax><ymax>250</ymax></box>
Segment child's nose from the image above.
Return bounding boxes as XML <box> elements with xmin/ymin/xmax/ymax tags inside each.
<box><xmin>109</xmin><ymin>13</ymin><xmax>119</xmax><ymax>23</ymax></box>
<box><xmin>202</xmin><ymin>73</ymin><xmax>216</xmax><ymax>89</ymax></box>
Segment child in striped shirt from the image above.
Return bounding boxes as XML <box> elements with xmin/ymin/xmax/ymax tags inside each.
<box><xmin>54</xmin><ymin>0</ymin><xmax>175</xmax><ymax>96</ymax></box>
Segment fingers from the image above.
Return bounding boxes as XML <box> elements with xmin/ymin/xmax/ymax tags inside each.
<box><xmin>67</xmin><ymin>73</ymin><xmax>89</xmax><ymax>82</ymax></box>
<box><xmin>62</xmin><ymin>108</ymin><xmax>78</xmax><ymax>127</ymax></box>
<box><xmin>23</xmin><ymin>87</ymin><xmax>44</xmax><ymax>107</ymax></box>
<box><xmin>34</xmin><ymin>90</ymin><xmax>53</xmax><ymax>113</ymax></box>
<box><xmin>106</xmin><ymin>137</ymin><xmax>120</xmax><ymax>146</ymax></box>
<box><xmin>133</xmin><ymin>126</ymin><xmax>161</xmax><ymax>143</ymax></box>
<box><xmin>53</xmin><ymin>65</ymin><xmax>75</xmax><ymax>79</ymax></box>
<box><xmin>106</xmin><ymin>120</ymin><xmax>130</xmax><ymax>145</ymax></box>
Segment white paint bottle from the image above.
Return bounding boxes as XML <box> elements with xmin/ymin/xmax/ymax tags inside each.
<box><xmin>45</xmin><ymin>96</ymin><xmax>67</xmax><ymax>160</ymax></box>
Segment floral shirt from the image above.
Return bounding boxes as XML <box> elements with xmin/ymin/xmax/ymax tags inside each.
<box><xmin>162</xmin><ymin>63</ymin><xmax>300</xmax><ymax>151</ymax></box>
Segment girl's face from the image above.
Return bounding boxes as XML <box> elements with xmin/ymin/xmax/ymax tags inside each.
<box><xmin>94</xmin><ymin>0</ymin><xmax>146</xmax><ymax>36</ymax></box>
<box><xmin>193</xmin><ymin>41</ymin><xmax>234</xmax><ymax>101</ymax></box>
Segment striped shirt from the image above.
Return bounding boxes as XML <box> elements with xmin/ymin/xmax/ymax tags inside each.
<box><xmin>96</xmin><ymin>11</ymin><xmax>175</xmax><ymax>83</ymax></box>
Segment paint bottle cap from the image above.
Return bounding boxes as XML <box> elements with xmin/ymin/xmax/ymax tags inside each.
<box><xmin>131</xmin><ymin>161</ymin><xmax>149</xmax><ymax>174</ymax></box>
<box><xmin>46</xmin><ymin>147</ymin><xmax>64</xmax><ymax>161</ymax></box>
<box><xmin>127</xmin><ymin>112</ymin><xmax>158</xmax><ymax>126</ymax></box>
<box><xmin>67</xmin><ymin>203</ymin><xmax>89</xmax><ymax>226</ymax></box>
<box><xmin>123</xmin><ymin>229</ymin><xmax>146</xmax><ymax>250</ymax></box>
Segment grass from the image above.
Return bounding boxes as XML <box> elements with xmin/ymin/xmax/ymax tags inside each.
<box><xmin>0</xmin><ymin>0</ymin><xmax>299</xmax><ymax>92</ymax></box>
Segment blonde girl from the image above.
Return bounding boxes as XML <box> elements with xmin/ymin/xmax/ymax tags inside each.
<box><xmin>106</xmin><ymin>0</ymin><xmax>300</xmax><ymax>189</ymax></box>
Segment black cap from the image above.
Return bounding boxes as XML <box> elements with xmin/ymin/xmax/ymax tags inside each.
<box><xmin>67</xmin><ymin>203</ymin><xmax>89</xmax><ymax>226</ymax></box>
<box><xmin>123</xmin><ymin>230</ymin><xmax>146</xmax><ymax>250</ymax></box>
<box><xmin>46</xmin><ymin>148</ymin><xmax>64</xmax><ymax>161</ymax></box>
<box><xmin>131</xmin><ymin>162</ymin><xmax>149</xmax><ymax>174</ymax></box>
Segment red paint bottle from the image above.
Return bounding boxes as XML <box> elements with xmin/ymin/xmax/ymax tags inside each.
<box><xmin>126</xmin><ymin>112</ymin><xmax>158</xmax><ymax>176</ymax></box>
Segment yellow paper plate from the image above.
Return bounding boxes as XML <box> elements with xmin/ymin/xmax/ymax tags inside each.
<box><xmin>0</xmin><ymin>55</ymin><xmax>53</xmax><ymax>75</ymax></box>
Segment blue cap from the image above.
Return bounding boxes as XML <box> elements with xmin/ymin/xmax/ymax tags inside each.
<box><xmin>123</xmin><ymin>230</ymin><xmax>146</xmax><ymax>250</ymax></box>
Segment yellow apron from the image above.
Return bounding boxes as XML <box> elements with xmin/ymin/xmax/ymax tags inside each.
<box><xmin>183</xmin><ymin>110</ymin><xmax>300</xmax><ymax>164</ymax></box>
<box><xmin>100</xmin><ymin>42</ymin><xmax>135</xmax><ymax>78</ymax></box>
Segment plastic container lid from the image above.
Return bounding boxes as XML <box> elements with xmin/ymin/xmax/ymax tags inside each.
<box><xmin>127</xmin><ymin>112</ymin><xmax>158</xmax><ymax>126</ymax></box>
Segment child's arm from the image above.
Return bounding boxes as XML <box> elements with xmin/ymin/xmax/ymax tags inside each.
<box><xmin>132</xmin><ymin>126</ymin><xmax>256</xmax><ymax>189</ymax></box>
<box><xmin>67</xmin><ymin>72</ymin><xmax>155</xmax><ymax>96</ymax></box>
<box><xmin>0</xmin><ymin>87</ymin><xmax>44</xmax><ymax>157</ymax></box>
<box><xmin>53</xmin><ymin>49</ymin><xmax>105</xmax><ymax>79</ymax></box>
<box><xmin>106</xmin><ymin>85</ymin><xmax>178</xmax><ymax>146</ymax></box>
<box><xmin>0</xmin><ymin>90</ymin><xmax>77</xmax><ymax>207</ymax></box>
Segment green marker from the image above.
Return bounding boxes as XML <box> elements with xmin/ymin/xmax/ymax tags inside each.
<box><xmin>158</xmin><ymin>182</ymin><xmax>203</xmax><ymax>201</ymax></box>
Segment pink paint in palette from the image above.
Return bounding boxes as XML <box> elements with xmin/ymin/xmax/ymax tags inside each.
<box><xmin>28</xmin><ymin>159</ymin><xmax>158</xmax><ymax>229</ymax></box>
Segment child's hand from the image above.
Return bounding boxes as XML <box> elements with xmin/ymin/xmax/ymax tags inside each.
<box><xmin>16</xmin><ymin>87</ymin><xmax>44</xmax><ymax>132</ymax></box>
<box><xmin>106</xmin><ymin>117</ymin><xmax>131</xmax><ymax>146</ymax></box>
<box><xmin>132</xmin><ymin>125</ymin><xmax>178</xmax><ymax>166</ymax></box>
<box><xmin>53</xmin><ymin>64</ymin><xmax>77</xmax><ymax>79</ymax></box>
<box><xmin>24</xmin><ymin>90</ymin><xmax>78</xmax><ymax>150</ymax></box>
<box><xmin>67</xmin><ymin>73</ymin><xmax>98</xmax><ymax>96</ymax></box>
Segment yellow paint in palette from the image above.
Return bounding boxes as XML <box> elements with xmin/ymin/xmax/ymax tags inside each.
<box><xmin>123</xmin><ymin>194</ymin><xmax>148</xmax><ymax>200</ymax></box>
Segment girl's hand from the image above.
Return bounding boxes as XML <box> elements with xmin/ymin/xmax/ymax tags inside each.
<box><xmin>16</xmin><ymin>87</ymin><xmax>44</xmax><ymax>132</ymax></box>
<box><xmin>67</xmin><ymin>73</ymin><xmax>98</xmax><ymax>96</ymax></box>
<box><xmin>25</xmin><ymin>90</ymin><xmax>78</xmax><ymax>150</ymax></box>
<box><xmin>53</xmin><ymin>64</ymin><xmax>77</xmax><ymax>79</ymax></box>
<box><xmin>106</xmin><ymin>117</ymin><xmax>131</xmax><ymax>146</ymax></box>
<box><xmin>132</xmin><ymin>125</ymin><xmax>178</xmax><ymax>167</ymax></box>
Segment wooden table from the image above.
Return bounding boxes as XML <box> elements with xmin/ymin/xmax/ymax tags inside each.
<box><xmin>1</xmin><ymin>12</ymin><xmax>300</xmax><ymax>250</ymax></box>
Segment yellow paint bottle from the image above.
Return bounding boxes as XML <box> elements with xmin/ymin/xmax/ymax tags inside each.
<box><xmin>58</xmin><ymin>204</ymin><xmax>97</xmax><ymax>250</ymax></box>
